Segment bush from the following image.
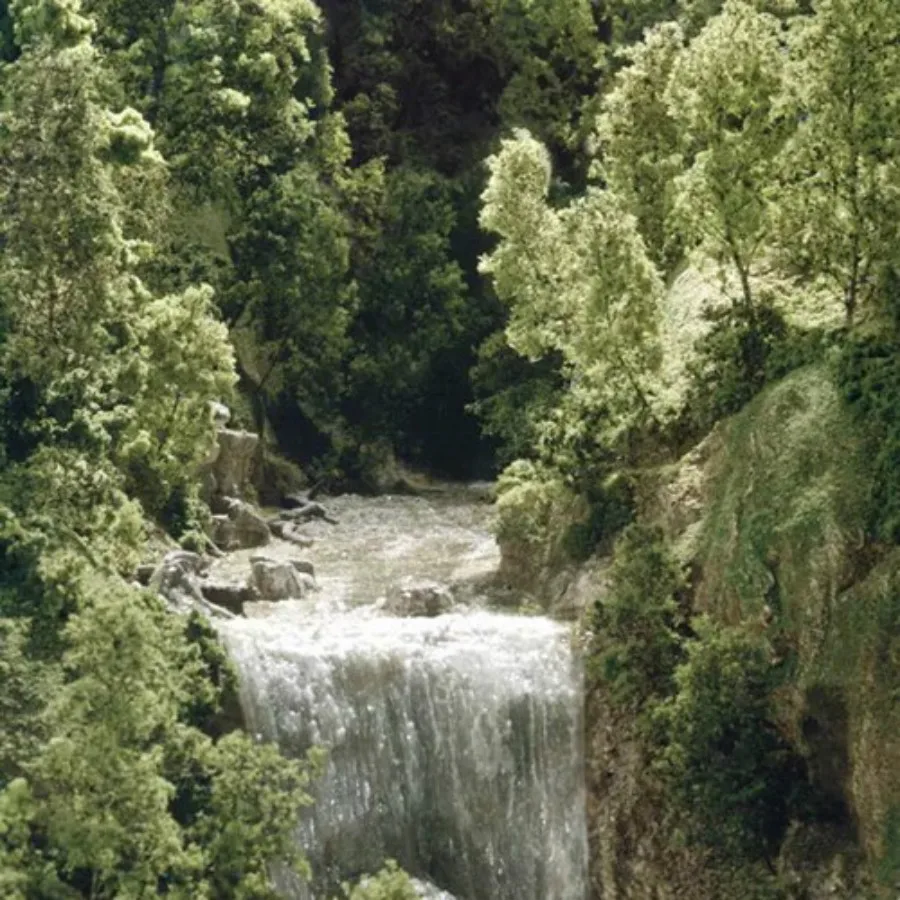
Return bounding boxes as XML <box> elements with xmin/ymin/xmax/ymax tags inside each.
<box><xmin>682</xmin><ymin>303</ymin><xmax>829</xmax><ymax>435</ymax></box>
<box><xmin>589</xmin><ymin>524</ymin><xmax>683</xmax><ymax>710</ymax></box>
<box><xmin>653</xmin><ymin>618</ymin><xmax>804</xmax><ymax>865</ymax></box>
<box><xmin>495</xmin><ymin>460</ymin><xmax>588</xmax><ymax>580</ymax></box>
<box><xmin>339</xmin><ymin>860</ymin><xmax>419</xmax><ymax>900</ymax></box>
<box><xmin>836</xmin><ymin>334</ymin><xmax>900</xmax><ymax>541</ymax></box>
<box><xmin>562</xmin><ymin>472</ymin><xmax>634</xmax><ymax>561</ymax></box>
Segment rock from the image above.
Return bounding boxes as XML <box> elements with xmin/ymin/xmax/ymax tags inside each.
<box><xmin>290</xmin><ymin>559</ymin><xmax>315</xmax><ymax>578</ymax></box>
<box><xmin>384</xmin><ymin>577</ymin><xmax>453</xmax><ymax>617</ymax></box>
<box><xmin>286</xmin><ymin>529</ymin><xmax>314</xmax><ymax>548</ymax></box>
<box><xmin>280</xmin><ymin>501</ymin><xmax>327</xmax><ymax>521</ymax></box>
<box><xmin>135</xmin><ymin>563</ymin><xmax>157</xmax><ymax>586</ymax></box>
<box><xmin>210</xmin><ymin>429</ymin><xmax>259</xmax><ymax>499</ymax></box>
<box><xmin>280</xmin><ymin>501</ymin><xmax>338</xmax><ymax>525</ymax></box>
<box><xmin>249</xmin><ymin>558</ymin><xmax>310</xmax><ymax>602</ymax></box>
<box><xmin>200</xmin><ymin>576</ymin><xmax>256</xmax><ymax>615</ymax></box>
<box><xmin>224</xmin><ymin>499</ymin><xmax>270</xmax><ymax>549</ymax></box>
<box><xmin>210</xmin><ymin>401</ymin><xmax>231</xmax><ymax>428</ymax></box>
<box><xmin>209</xmin><ymin>514</ymin><xmax>239</xmax><ymax>552</ymax></box>
<box><xmin>268</xmin><ymin>518</ymin><xmax>315</xmax><ymax>547</ymax></box>
<box><xmin>282</xmin><ymin>491</ymin><xmax>310</xmax><ymax>510</ymax></box>
<box><xmin>148</xmin><ymin>551</ymin><xmax>207</xmax><ymax>613</ymax></box>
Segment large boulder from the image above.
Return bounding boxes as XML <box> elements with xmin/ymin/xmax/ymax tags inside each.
<box><xmin>203</xmin><ymin>428</ymin><xmax>259</xmax><ymax>500</ymax></box>
<box><xmin>148</xmin><ymin>551</ymin><xmax>207</xmax><ymax>613</ymax></box>
<box><xmin>223</xmin><ymin>499</ymin><xmax>270</xmax><ymax>549</ymax></box>
<box><xmin>249</xmin><ymin>557</ymin><xmax>311</xmax><ymax>602</ymax></box>
<box><xmin>200</xmin><ymin>575</ymin><xmax>256</xmax><ymax>616</ymax></box>
<box><xmin>384</xmin><ymin>577</ymin><xmax>453</xmax><ymax>618</ymax></box>
<box><xmin>147</xmin><ymin>551</ymin><xmax>234</xmax><ymax>619</ymax></box>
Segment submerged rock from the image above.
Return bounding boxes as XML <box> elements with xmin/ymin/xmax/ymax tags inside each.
<box><xmin>249</xmin><ymin>557</ymin><xmax>310</xmax><ymax>602</ymax></box>
<box><xmin>384</xmin><ymin>576</ymin><xmax>454</xmax><ymax>617</ymax></box>
<box><xmin>267</xmin><ymin>518</ymin><xmax>314</xmax><ymax>547</ymax></box>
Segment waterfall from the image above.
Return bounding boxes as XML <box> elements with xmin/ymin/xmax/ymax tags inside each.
<box><xmin>217</xmin><ymin>494</ymin><xmax>588</xmax><ymax>900</ymax></box>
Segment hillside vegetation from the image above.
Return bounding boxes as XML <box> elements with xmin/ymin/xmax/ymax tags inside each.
<box><xmin>0</xmin><ymin>0</ymin><xmax>899</xmax><ymax>896</ymax></box>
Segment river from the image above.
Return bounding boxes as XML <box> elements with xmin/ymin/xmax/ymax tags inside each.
<box><xmin>217</xmin><ymin>490</ymin><xmax>588</xmax><ymax>899</ymax></box>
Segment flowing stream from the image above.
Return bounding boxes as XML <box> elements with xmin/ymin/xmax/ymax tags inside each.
<box><xmin>218</xmin><ymin>491</ymin><xmax>588</xmax><ymax>899</ymax></box>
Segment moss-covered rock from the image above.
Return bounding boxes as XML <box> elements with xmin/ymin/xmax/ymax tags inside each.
<box><xmin>633</xmin><ymin>364</ymin><xmax>898</xmax><ymax>894</ymax></box>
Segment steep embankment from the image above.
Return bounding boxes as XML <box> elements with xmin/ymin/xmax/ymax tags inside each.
<box><xmin>584</xmin><ymin>365</ymin><xmax>900</xmax><ymax>898</ymax></box>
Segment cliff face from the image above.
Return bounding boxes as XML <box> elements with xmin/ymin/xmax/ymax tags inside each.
<box><xmin>583</xmin><ymin>366</ymin><xmax>899</xmax><ymax>898</ymax></box>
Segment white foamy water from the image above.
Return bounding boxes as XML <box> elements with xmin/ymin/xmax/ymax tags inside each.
<box><xmin>218</xmin><ymin>490</ymin><xmax>588</xmax><ymax>900</ymax></box>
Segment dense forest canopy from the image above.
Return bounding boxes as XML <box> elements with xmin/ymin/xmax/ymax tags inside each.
<box><xmin>1</xmin><ymin>0</ymin><xmax>899</xmax><ymax>895</ymax></box>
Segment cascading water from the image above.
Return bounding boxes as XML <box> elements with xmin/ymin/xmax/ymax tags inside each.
<box><xmin>218</xmin><ymin>492</ymin><xmax>588</xmax><ymax>900</ymax></box>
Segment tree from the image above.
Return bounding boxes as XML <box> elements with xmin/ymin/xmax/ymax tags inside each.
<box><xmin>774</xmin><ymin>0</ymin><xmax>900</xmax><ymax>323</ymax></box>
<box><xmin>480</xmin><ymin>130</ymin><xmax>664</xmax><ymax>445</ymax></box>
<box><xmin>0</xmin><ymin>576</ymin><xmax>317</xmax><ymax>899</ymax></box>
<box><xmin>0</xmin><ymin>0</ymin><xmax>235</xmax><ymax>523</ymax></box>
<box><xmin>593</xmin><ymin>22</ymin><xmax>686</xmax><ymax>269</ymax></box>
<box><xmin>665</xmin><ymin>0</ymin><xmax>787</xmax><ymax>310</ymax></box>
<box><xmin>343</xmin><ymin>167</ymin><xmax>470</xmax><ymax>459</ymax></box>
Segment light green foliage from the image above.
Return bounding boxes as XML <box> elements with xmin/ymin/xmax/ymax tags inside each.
<box><xmin>0</xmin><ymin>1</ymin><xmax>235</xmax><ymax>524</ymax></box>
<box><xmin>30</xmin><ymin>583</ymin><xmax>186</xmax><ymax>894</ymax></box>
<box><xmin>654</xmin><ymin>617</ymin><xmax>801</xmax><ymax>863</ymax></box>
<box><xmin>3</xmin><ymin>449</ymin><xmax>147</xmax><ymax>575</ymax></box>
<box><xmin>0</xmin><ymin>620</ymin><xmax>55</xmax><ymax>787</ymax></box>
<box><xmin>158</xmin><ymin>0</ymin><xmax>329</xmax><ymax>201</ymax></box>
<box><xmin>339</xmin><ymin>860</ymin><xmax>418</xmax><ymax>900</ymax></box>
<box><xmin>590</xmin><ymin>524</ymin><xmax>684</xmax><ymax>709</ymax></box>
<box><xmin>774</xmin><ymin>0</ymin><xmax>900</xmax><ymax>323</ymax></box>
<box><xmin>594</xmin><ymin>22</ymin><xmax>685</xmax><ymax>268</ymax></box>
<box><xmin>666</xmin><ymin>1</ymin><xmax>787</xmax><ymax>308</ymax></box>
<box><xmin>188</xmin><ymin>733</ymin><xmax>317</xmax><ymax>898</ymax></box>
<box><xmin>481</xmin><ymin>130</ymin><xmax>664</xmax><ymax>442</ymax></box>
<box><xmin>495</xmin><ymin>459</ymin><xmax>589</xmax><ymax>579</ymax></box>
<box><xmin>0</xmin><ymin>572</ymin><xmax>317</xmax><ymax>898</ymax></box>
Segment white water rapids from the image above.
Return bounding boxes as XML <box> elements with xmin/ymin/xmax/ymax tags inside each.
<box><xmin>217</xmin><ymin>491</ymin><xmax>588</xmax><ymax>899</ymax></box>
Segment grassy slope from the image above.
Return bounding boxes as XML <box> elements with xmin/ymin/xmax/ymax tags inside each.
<box><xmin>685</xmin><ymin>365</ymin><xmax>899</xmax><ymax>874</ymax></box>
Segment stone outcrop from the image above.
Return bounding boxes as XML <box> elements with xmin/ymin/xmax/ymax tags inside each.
<box><xmin>199</xmin><ymin>576</ymin><xmax>256</xmax><ymax>616</ymax></box>
<box><xmin>249</xmin><ymin>557</ymin><xmax>312</xmax><ymax>602</ymax></box>
<box><xmin>148</xmin><ymin>551</ymin><xmax>236</xmax><ymax>619</ymax></box>
<box><xmin>383</xmin><ymin>576</ymin><xmax>454</xmax><ymax>617</ymax></box>
<box><xmin>199</xmin><ymin>426</ymin><xmax>259</xmax><ymax>505</ymax></box>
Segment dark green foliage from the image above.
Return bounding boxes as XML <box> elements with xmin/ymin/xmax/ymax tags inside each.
<box><xmin>589</xmin><ymin>524</ymin><xmax>683</xmax><ymax>709</ymax></box>
<box><xmin>562</xmin><ymin>475</ymin><xmax>634</xmax><ymax>561</ymax></box>
<box><xmin>837</xmin><ymin>332</ymin><xmax>900</xmax><ymax>542</ymax></box>
<box><xmin>682</xmin><ymin>303</ymin><xmax>830</xmax><ymax>436</ymax></box>
<box><xmin>180</xmin><ymin>613</ymin><xmax>242</xmax><ymax>737</ymax></box>
<box><xmin>469</xmin><ymin>333</ymin><xmax>566</xmax><ymax>468</ymax></box>
<box><xmin>654</xmin><ymin>619</ymin><xmax>805</xmax><ymax>865</ymax></box>
<box><xmin>343</xmin><ymin>167</ymin><xmax>474</xmax><ymax>460</ymax></box>
<box><xmin>879</xmin><ymin>806</ymin><xmax>900</xmax><ymax>888</ymax></box>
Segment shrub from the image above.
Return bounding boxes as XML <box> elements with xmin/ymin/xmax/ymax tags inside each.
<box><xmin>339</xmin><ymin>860</ymin><xmax>419</xmax><ymax>900</ymax></box>
<box><xmin>682</xmin><ymin>303</ymin><xmax>829</xmax><ymax>436</ymax></box>
<box><xmin>495</xmin><ymin>460</ymin><xmax>588</xmax><ymax>579</ymax></box>
<box><xmin>653</xmin><ymin>618</ymin><xmax>804</xmax><ymax>865</ymax></box>
<box><xmin>836</xmin><ymin>334</ymin><xmax>900</xmax><ymax>541</ymax></box>
<box><xmin>589</xmin><ymin>523</ymin><xmax>683</xmax><ymax>710</ymax></box>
